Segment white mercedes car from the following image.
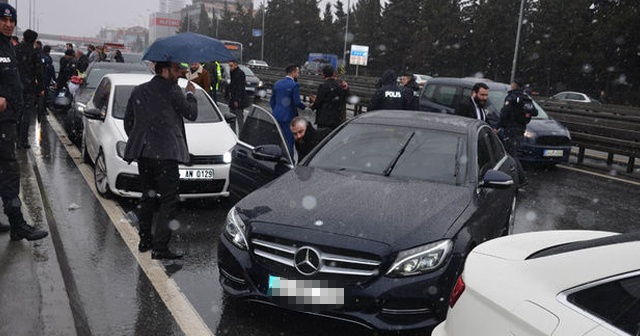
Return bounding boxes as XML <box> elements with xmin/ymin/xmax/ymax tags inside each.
<box><xmin>433</xmin><ymin>230</ymin><xmax>640</xmax><ymax>336</ymax></box>
<box><xmin>81</xmin><ymin>73</ymin><xmax>237</xmax><ymax>199</ymax></box>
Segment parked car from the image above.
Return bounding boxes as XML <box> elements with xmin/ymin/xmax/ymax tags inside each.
<box><xmin>218</xmin><ymin>108</ymin><xmax>520</xmax><ymax>331</ymax></box>
<box><xmin>550</xmin><ymin>91</ymin><xmax>601</xmax><ymax>104</ymax></box>
<box><xmin>301</xmin><ymin>58</ymin><xmax>331</xmax><ymax>75</ymax></box>
<box><xmin>433</xmin><ymin>230</ymin><xmax>640</xmax><ymax>336</ymax></box>
<box><xmin>65</xmin><ymin>62</ymin><xmax>153</xmax><ymax>144</ymax></box>
<box><xmin>419</xmin><ymin>77</ymin><xmax>572</xmax><ymax>165</ymax></box>
<box><xmin>81</xmin><ymin>73</ymin><xmax>237</xmax><ymax>199</ymax></box>
<box><xmin>246</xmin><ymin>59</ymin><xmax>269</xmax><ymax>69</ymax></box>
<box><xmin>50</xmin><ymin>51</ymin><xmax>65</xmax><ymax>76</ymax></box>
<box><xmin>219</xmin><ymin>63</ymin><xmax>265</xmax><ymax>100</ymax></box>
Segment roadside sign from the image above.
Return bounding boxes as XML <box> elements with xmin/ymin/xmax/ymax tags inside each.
<box><xmin>350</xmin><ymin>45</ymin><xmax>369</xmax><ymax>66</ymax></box>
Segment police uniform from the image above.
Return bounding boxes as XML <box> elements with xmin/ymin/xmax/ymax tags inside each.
<box><xmin>0</xmin><ymin>3</ymin><xmax>47</xmax><ymax>240</ymax></box>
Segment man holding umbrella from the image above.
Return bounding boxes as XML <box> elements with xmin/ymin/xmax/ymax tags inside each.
<box><xmin>123</xmin><ymin>62</ymin><xmax>197</xmax><ymax>260</ymax></box>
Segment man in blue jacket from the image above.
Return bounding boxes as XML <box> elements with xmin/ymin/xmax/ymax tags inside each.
<box><xmin>270</xmin><ymin>64</ymin><xmax>308</xmax><ymax>159</ymax></box>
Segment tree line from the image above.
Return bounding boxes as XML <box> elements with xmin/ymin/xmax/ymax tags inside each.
<box><xmin>180</xmin><ymin>0</ymin><xmax>640</xmax><ymax>105</ymax></box>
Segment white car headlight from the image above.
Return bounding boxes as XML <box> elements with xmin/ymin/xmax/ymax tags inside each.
<box><xmin>224</xmin><ymin>207</ymin><xmax>249</xmax><ymax>250</ymax></box>
<box><xmin>116</xmin><ymin>141</ymin><xmax>127</xmax><ymax>159</ymax></box>
<box><xmin>223</xmin><ymin>151</ymin><xmax>232</xmax><ymax>164</ymax></box>
<box><xmin>524</xmin><ymin>130</ymin><xmax>537</xmax><ymax>139</ymax></box>
<box><xmin>386</xmin><ymin>240</ymin><xmax>453</xmax><ymax>277</ymax></box>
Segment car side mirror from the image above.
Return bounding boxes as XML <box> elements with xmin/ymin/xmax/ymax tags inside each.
<box><xmin>479</xmin><ymin>169</ymin><xmax>514</xmax><ymax>189</ymax></box>
<box><xmin>84</xmin><ymin>107</ymin><xmax>105</xmax><ymax>121</ymax></box>
<box><xmin>252</xmin><ymin>144</ymin><xmax>283</xmax><ymax>162</ymax></box>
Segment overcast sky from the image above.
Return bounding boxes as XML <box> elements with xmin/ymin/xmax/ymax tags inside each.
<box><xmin>12</xmin><ymin>0</ymin><xmax>344</xmax><ymax>37</ymax></box>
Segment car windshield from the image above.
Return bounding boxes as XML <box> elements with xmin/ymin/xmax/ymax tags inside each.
<box><xmin>112</xmin><ymin>85</ymin><xmax>223</xmax><ymax>123</ymax></box>
<box><xmin>85</xmin><ymin>65</ymin><xmax>150</xmax><ymax>89</ymax></box>
<box><xmin>307</xmin><ymin>123</ymin><xmax>467</xmax><ymax>185</ymax></box>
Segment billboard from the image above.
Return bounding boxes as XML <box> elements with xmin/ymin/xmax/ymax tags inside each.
<box><xmin>349</xmin><ymin>45</ymin><xmax>369</xmax><ymax>66</ymax></box>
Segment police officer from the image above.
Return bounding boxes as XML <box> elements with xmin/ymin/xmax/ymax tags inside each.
<box><xmin>0</xmin><ymin>3</ymin><xmax>48</xmax><ymax>241</ymax></box>
<box><xmin>368</xmin><ymin>69</ymin><xmax>412</xmax><ymax>111</ymax></box>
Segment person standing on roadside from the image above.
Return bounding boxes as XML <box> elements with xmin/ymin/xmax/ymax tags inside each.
<box><xmin>39</xmin><ymin>45</ymin><xmax>56</xmax><ymax>119</ymax></box>
<box><xmin>0</xmin><ymin>4</ymin><xmax>48</xmax><ymax>240</ymax></box>
<box><xmin>456</xmin><ymin>82</ymin><xmax>489</xmax><ymax>122</ymax></box>
<box><xmin>368</xmin><ymin>69</ymin><xmax>412</xmax><ymax>111</ymax></box>
<box><xmin>498</xmin><ymin>79</ymin><xmax>537</xmax><ymax>187</ymax></box>
<box><xmin>123</xmin><ymin>62</ymin><xmax>197</xmax><ymax>260</ymax></box>
<box><xmin>228</xmin><ymin>60</ymin><xmax>248</xmax><ymax>133</ymax></box>
<box><xmin>15</xmin><ymin>28</ymin><xmax>43</xmax><ymax>149</ymax></box>
<box><xmin>310</xmin><ymin>65</ymin><xmax>343</xmax><ymax>132</ymax></box>
<box><xmin>270</xmin><ymin>64</ymin><xmax>308</xmax><ymax>159</ymax></box>
<box><xmin>400</xmin><ymin>72</ymin><xmax>420</xmax><ymax>110</ymax></box>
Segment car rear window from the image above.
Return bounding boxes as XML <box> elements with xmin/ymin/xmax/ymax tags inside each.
<box><xmin>112</xmin><ymin>86</ymin><xmax>222</xmax><ymax>123</ymax></box>
<box><xmin>307</xmin><ymin>124</ymin><xmax>467</xmax><ymax>185</ymax></box>
<box><xmin>567</xmin><ymin>274</ymin><xmax>640</xmax><ymax>335</ymax></box>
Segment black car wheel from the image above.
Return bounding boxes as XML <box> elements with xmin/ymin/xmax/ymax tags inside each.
<box><xmin>94</xmin><ymin>150</ymin><xmax>112</xmax><ymax>198</ymax></box>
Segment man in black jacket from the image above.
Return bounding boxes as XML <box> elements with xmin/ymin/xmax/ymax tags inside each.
<box><xmin>290</xmin><ymin>116</ymin><xmax>330</xmax><ymax>161</ymax></box>
<box><xmin>15</xmin><ymin>28</ymin><xmax>43</xmax><ymax>148</ymax></box>
<box><xmin>310</xmin><ymin>65</ymin><xmax>344</xmax><ymax>131</ymax></box>
<box><xmin>400</xmin><ymin>72</ymin><xmax>420</xmax><ymax>110</ymax></box>
<box><xmin>228</xmin><ymin>60</ymin><xmax>247</xmax><ymax>133</ymax></box>
<box><xmin>368</xmin><ymin>69</ymin><xmax>411</xmax><ymax>111</ymax></box>
<box><xmin>456</xmin><ymin>82</ymin><xmax>489</xmax><ymax>122</ymax></box>
<box><xmin>0</xmin><ymin>4</ymin><xmax>48</xmax><ymax>240</ymax></box>
<box><xmin>123</xmin><ymin>62</ymin><xmax>197</xmax><ymax>260</ymax></box>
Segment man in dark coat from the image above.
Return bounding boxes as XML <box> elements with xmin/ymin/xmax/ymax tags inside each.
<box><xmin>228</xmin><ymin>60</ymin><xmax>248</xmax><ymax>133</ymax></box>
<box><xmin>0</xmin><ymin>3</ymin><xmax>48</xmax><ymax>240</ymax></box>
<box><xmin>290</xmin><ymin>116</ymin><xmax>330</xmax><ymax>162</ymax></box>
<box><xmin>123</xmin><ymin>61</ymin><xmax>197</xmax><ymax>260</ymax></box>
<box><xmin>368</xmin><ymin>69</ymin><xmax>411</xmax><ymax>111</ymax></box>
<box><xmin>311</xmin><ymin>65</ymin><xmax>344</xmax><ymax>131</ymax></box>
<box><xmin>39</xmin><ymin>45</ymin><xmax>55</xmax><ymax>118</ymax></box>
<box><xmin>74</xmin><ymin>49</ymin><xmax>89</xmax><ymax>73</ymax></box>
<box><xmin>15</xmin><ymin>28</ymin><xmax>43</xmax><ymax>148</ymax></box>
<box><xmin>400</xmin><ymin>72</ymin><xmax>420</xmax><ymax>110</ymax></box>
<box><xmin>456</xmin><ymin>82</ymin><xmax>489</xmax><ymax>122</ymax></box>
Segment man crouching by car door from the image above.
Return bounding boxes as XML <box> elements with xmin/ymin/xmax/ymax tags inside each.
<box><xmin>123</xmin><ymin>62</ymin><xmax>197</xmax><ymax>260</ymax></box>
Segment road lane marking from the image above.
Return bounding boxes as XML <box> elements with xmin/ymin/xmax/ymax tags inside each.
<box><xmin>45</xmin><ymin>115</ymin><xmax>214</xmax><ymax>336</ymax></box>
<box><xmin>557</xmin><ymin>164</ymin><xmax>640</xmax><ymax>187</ymax></box>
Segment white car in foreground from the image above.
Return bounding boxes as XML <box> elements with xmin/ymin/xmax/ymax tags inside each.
<box><xmin>82</xmin><ymin>73</ymin><xmax>237</xmax><ymax>199</ymax></box>
<box><xmin>433</xmin><ymin>230</ymin><xmax>640</xmax><ymax>336</ymax></box>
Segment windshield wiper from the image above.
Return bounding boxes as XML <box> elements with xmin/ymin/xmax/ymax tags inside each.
<box><xmin>383</xmin><ymin>131</ymin><xmax>415</xmax><ymax>177</ymax></box>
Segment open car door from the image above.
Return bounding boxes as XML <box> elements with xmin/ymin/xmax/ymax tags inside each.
<box><xmin>228</xmin><ymin>106</ymin><xmax>294</xmax><ymax>200</ymax></box>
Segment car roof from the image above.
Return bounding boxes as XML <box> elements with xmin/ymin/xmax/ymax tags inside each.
<box><xmin>86</xmin><ymin>62</ymin><xmax>150</xmax><ymax>72</ymax></box>
<box><xmin>351</xmin><ymin>109</ymin><xmax>484</xmax><ymax>134</ymax></box>
<box><xmin>102</xmin><ymin>73</ymin><xmax>207</xmax><ymax>91</ymax></box>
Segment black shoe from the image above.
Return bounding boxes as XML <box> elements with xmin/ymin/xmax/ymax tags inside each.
<box><xmin>151</xmin><ymin>249</ymin><xmax>183</xmax><ymax>260</ymax></box>
<box><xmin>0</xmin><ymin>222</ymin><xmax>10</xmax><ymax>233</ymax></box>
<box><xmin>138</xmin><ymin>239</ymin><xmax>153</xmax><ymax>252</ymax></box>
<box><xmin>10</xmin><ymin>223</ymin><xmax>48</xmax><ymax>241</ymax></box>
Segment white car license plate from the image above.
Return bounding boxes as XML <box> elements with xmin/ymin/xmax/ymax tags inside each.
<box><xmin>179</xmin><ymin>169</ymin><xmax>214</xmax><ymax>180</ymax></box>
<box><xmin>267</xmin><ymin>275</ymin><xmax>344</xmax><ymax>306</ymax></box>
<box><xmin>543</xmin><ymin>149</ymin><xmax>564</xmax><ymax>157</ymax></box>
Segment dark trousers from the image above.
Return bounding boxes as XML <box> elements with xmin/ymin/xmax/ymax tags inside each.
<box><xmin>17</xmin><ymin>93</ymin><xmax>35</xmax><ymax>146</ymax></box>
<box><xmin>137</xmin><ymin>158</ymin><xmax>180</xmax><ymax>251</ymax></box>
<box><xmin>0</xmin><ymin>122</ymin><xmax>25</xmax><ymax>225</ymax></box>
<box><xmin>503</xmin><ymin>127</ymin><xmax>527</xmax><ymax>183</ymax></box>
<box><xmin>232</xmin><ymin>107</ymin><xmax>244</xmax><ymax>134</ymax></box>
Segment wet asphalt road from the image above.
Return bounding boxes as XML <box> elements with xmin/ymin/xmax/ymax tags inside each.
<box><xmin>26</xmin><ymin>109</ymin><xmax>640</xmax><ymax>336</ymax></box>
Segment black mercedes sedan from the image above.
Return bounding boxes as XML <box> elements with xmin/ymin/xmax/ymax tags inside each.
<box><xmin>219</xmin><ymin>108</ymin><xmax>520</xmax><ymax>332</ymax></box>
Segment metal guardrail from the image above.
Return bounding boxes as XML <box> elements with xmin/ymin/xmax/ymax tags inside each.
<box><xmin>537</xmin><ymin>99</ymin><xmax>640</xmax><ymax>173</ymax></box>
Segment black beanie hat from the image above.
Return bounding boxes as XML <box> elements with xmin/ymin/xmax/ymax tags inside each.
<box><xmin>0</xmin><ymin>3</ymin><xmax>16</xmax><ymax>23</ymax></box>
<box><xmin>23</xmin><ymin>29</ymin><xmax>37</xmax><ymax>43</ymax></box>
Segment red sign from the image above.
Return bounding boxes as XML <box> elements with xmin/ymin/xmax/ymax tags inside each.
<box><xmin>154</xmin><ymin>18</ymin><xmax>181</xmax><ymax>27</ymax></box>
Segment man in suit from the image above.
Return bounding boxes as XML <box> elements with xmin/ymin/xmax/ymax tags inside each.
<box><xmin>123</xmin><ymin>61</ymin><xmax>198</xmax><ymax>260</ymax></box>
<box><xmin>456</xmin><ymin>82</ymin><xmax>489</xmax><ymax>122</ymax></box>
<box><xmin>270</xmin><ymin>64</ymin><xmax>308</xmax><ymax>159</ymax></box>
<box><xmin>228</xmin><ymin>60</ymin><xmax>247</xmax><ymax>133</ymax></box>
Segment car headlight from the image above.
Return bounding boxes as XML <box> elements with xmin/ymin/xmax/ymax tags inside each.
<box><xmin>223</xmin><ymin>151</ymin><xmax>232</xmax><ymax>164</ymax></box>
<box><xmin>224</xmin><ymin>207</ymin><xmax>249</xmax><ymax>250</ymax></box>
<box><xmin>75</xmin><ymin>102</ymin><xmax>86</xmax><ymax>113</ymax></box>
<box><xmin>524</xmin><ymin>130</ymin><xmax>537</xmax><ymax>139</ymax></box>
<box><xmin>386</xmin><ymin>240</ymin><xmax>453</xmax><ymax>277</ymax></box>
<box><xmin>258</xmin><ymin>80</ymin><xmax>264</xmax><ymax>87</ymax></box>
<box><xmin>116</xmin><ymin>141</ymin><xmax>127</xmax><ymax>159</ymax></box>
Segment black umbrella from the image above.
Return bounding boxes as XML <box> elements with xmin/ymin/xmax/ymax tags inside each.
<box><xmin>142</xmin><ymin>32</ymin><xmax>235</xmax><ymax>64</ymax></box>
